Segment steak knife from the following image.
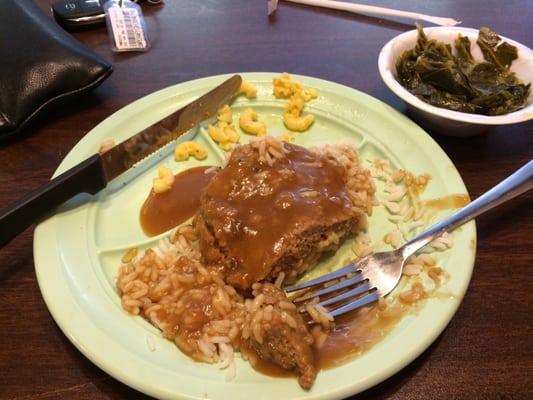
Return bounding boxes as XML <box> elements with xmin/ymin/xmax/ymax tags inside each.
<box><xmin>0</xmin><ymin>74</ymin><xmax>242</xmax><ymax>247</ymax></box>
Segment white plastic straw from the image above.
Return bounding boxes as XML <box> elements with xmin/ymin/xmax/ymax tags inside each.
<box><xmin>268</xmin><ymin>0</ymin><xmax>279</xmax><ymax>16</ymax></box>
<box><xmin>282</xmin><ymin>0</ymin><xmax>461</xmax><ymax>26</ymax></box>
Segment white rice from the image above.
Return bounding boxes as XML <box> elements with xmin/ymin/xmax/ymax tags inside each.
<box><xmin>274</xmin><ymin>272</ymin><xmax>285</xmax><ymax>288</ymax></box>
<box><xmin>146</xmin><ymin>335</ymin><xmax>156</xmax><ymax>352</ymax></box>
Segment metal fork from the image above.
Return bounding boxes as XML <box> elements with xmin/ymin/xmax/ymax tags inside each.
<box><xmin>286</xmin><ymin>160</ymin><xmax>533</xmax><ymax>319</ymax></box>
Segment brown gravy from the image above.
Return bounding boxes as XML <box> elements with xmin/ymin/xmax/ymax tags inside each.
<box><xmin>317</xmin><ymin>303</ymin><xmax>412</xmax><ymax>369</ymax></box>
<box><xmin>422</xmin><ymin>194</ymin><xmax>470</xmax><ymax>211</ymax></box>
<box><xmin>252</xmin><ymin>360</ymin><xmax>294</xmax><ymax>378</ymax></box>
<box><xmin>201</xmin><ymin>144</ymin><xmax>356</xmax><ymax>286</ymax></box>
<box><xmin>239</xmin><ymin>343</ymin><xmax>295</xmax><ymax>378</ymax></box>
<box><xmin>140</xmin><ymin>166</ymin><xmax>217</xmax><ymax>236</ymax></box>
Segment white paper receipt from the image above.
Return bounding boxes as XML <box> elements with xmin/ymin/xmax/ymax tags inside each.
<box><xmin>104</xmin><ymin>1</ymin><xmax>150</xmax><ymax>52</ymax></box>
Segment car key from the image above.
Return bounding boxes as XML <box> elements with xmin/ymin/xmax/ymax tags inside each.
<box><xmin>52</xmin><ymin>0</ymin><xmax>161</xmax><ymax>30</ymax></box>
<box><xmin>52</xmin><ymin>0</ymin><xmax>108</xmax><ymax>30</ymax></box>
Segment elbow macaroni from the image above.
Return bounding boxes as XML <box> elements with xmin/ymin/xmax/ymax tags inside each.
<box><xmin>287</xmin><ymin>93</ymin><xmax>305</xmax><ymax>115</ymax></box>
<box><xmin>174</xmin><ymin>141</ymin><xmax>208</xmax><ymax>161</ymax></box>
<box><xmin>205</xmin><ymin>74</ymin><xmax>315</xmax><ymax>151</ymax></box>
<box><xmin>273</xmin><ymin>73</ymin><xmax>318</xmax><ymax>132</ymax></box>
<box><xmin>237</xmin><ymin>80</ymin><xmax>257</xmax><ymax>99</ymax></box>
<box><xmin>239</xmin><ymin>107</ymin><xmax>267</xmax><ymax>136</ymax></box>
<box><xmin>283</xmin><ymin>113</ymin><xmax>315</xmax><ymax>132</ymax></box>
<box><xmin>208</xmin><ymin>105</ymin><xmax>240</xmax><ymax>151</ymax></box>
<box><xmin>152</xmin><ymin>166</ymin><xmax>175</xmax><ymax>194</ymax></box>
<box><xmin>217</xmin><ymin>104</ymin><xmax>233</xmax><ymax>124</ymax></box>
<box><xmin>300</xmin><ymin>87</ymin><xmax>318</xmax><ymax>102</ymax></box>
<box><xmin>273</xmin><ymin>72</ymin><xmax>302</xmax><ymax>98</ymax></box>
<box><xmin>208</xmin><ymin>122</ymin><xmax>240</xmax><ymax>151</ymax></box>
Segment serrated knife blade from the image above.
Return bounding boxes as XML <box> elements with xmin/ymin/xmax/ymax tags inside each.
<box><xmin>100</xmin><ymin>74</ymin><xmax>241</xmax><ymax>181</ymax></box>
<box><xmin>0</xmin><ymin>74</ymin><xmax>242</xmax><ymax>247</ymax></box>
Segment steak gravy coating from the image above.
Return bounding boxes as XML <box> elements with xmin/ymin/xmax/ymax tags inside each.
<box><xmin>198</xmin><ymin>142</ymin><xmax>357</xmax><ymax>288</ymax></box>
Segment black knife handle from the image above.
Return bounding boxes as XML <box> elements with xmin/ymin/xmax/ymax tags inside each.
<box><xmin>0</xmin><ymin>154</ymin><xmax>106</xmax><ymax>247</ymax></box>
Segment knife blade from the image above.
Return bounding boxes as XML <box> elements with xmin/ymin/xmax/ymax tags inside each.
<box><xmin>101</xmin><ymin>74</ymin><xmax>241</xmax><ymax>181</ymax></box>
<box><xmin>0</xmin><ymin>74</ymin><xmax>242</xmax><ymax>247</ymax></box>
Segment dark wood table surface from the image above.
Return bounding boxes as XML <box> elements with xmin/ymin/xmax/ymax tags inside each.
<box><xmin>1</xmin><ymin>1</ymin><xmax>532</xmax><ymax>399</ymax></box>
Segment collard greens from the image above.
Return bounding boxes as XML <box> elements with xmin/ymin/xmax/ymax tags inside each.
<box><xmin>396</xmin><ymin>26</ymin><xmax>530</xmax><ymax>115</ymax></box>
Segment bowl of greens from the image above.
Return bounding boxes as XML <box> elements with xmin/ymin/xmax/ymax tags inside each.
<box><xmin>378</xmin><ymin>26</ymin><xmax>533</xmax><ymax>136</ymax></box>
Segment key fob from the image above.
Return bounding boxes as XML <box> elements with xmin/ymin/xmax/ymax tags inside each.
<box><xmin>52</xmin><ymin>0</ymin><xmax>108</xmax><ymax>30</ymax></box>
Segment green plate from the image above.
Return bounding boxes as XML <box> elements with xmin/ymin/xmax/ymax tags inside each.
<box><xmin>34</xmin><ymin>73</ymin><xmax>476</xmax><ymax>400</ymax></box>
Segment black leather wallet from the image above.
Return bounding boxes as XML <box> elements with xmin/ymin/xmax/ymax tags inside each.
<box><xmin>0</xmin><ymin>0</ymin><xmax>113</xmax><ymax>140</ymax></box>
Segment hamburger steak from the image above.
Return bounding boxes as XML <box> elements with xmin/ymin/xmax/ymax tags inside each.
<box><xmin>195</xmin><ymin>137</ymin><xmax>374</xmax><ymax>290</ymax></box>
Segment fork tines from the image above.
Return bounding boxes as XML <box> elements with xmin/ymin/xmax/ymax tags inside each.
<box><xmin>285</xmin><ymin>265</ymin><xmax>356</xmax><ymax>293</ymax></box>
<box><xmin>291</xmin><ymin>273</ymin><xmax>365</xmax><ymax>302</ymax></box>
<box><xmin>285</xmin><ymin>264</ymin><xmax>380</xmax><ymax>319</ymax></box>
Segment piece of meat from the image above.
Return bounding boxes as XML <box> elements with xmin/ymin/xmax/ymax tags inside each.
<box><xmin>241</xmin><ymin>283</ymin><xmax>316</xmax><ymax>389</ymax></box>
<box><xmin>195</xmin><ymin>137</ymin><xmax>370</xmax><ymax>290</ymax></box>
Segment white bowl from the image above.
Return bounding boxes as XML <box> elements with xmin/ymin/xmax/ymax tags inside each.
<box><xmin>378</xmin><ymin>27</ymin><xmax>533</xmax><ymax>136</ymax></box>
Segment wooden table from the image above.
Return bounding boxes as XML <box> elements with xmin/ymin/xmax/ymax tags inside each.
<box><xmin>1</xmin><ymin>1</ymin><xmax>532</xmax><ymax>399</ymax></box>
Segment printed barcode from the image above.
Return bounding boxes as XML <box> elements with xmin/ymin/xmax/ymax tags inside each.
<box><xmin>108</xmin><ymin>6</ymin><xmax>147</xmax><ymax>51</ymax></box>
<box><xmin>123</xmin><ymin>12</ymin><xmax>138</xmax><ymax>45</ymax></box>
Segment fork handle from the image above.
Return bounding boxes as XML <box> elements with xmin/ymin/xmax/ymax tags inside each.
<box><xmin>403</xmin><ymin>159</ymin><xmax>533</xmax><ymax>257</ymax></box>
